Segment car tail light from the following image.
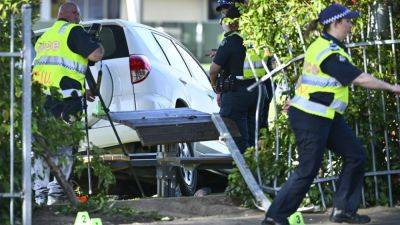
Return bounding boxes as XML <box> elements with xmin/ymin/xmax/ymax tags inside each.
<box><xmin>129</xmin><ymin>55</ymin><xmax>151</xmax><ymax>84</ymax></box>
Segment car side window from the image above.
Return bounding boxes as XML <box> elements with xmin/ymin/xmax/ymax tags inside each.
<box><xmin>153</xmin><ymin>34</ymin><xmax>190</xmax><ymax>76</ymax></box>
<box><xmin>135</xmin><ymin>28</ymin><xmax>168</xmax><ymax>64</ymax></box>
<box><xmin>175</xmin><ymin>44</ymin><xmax>212</xmax><ymax>89</ymax></box>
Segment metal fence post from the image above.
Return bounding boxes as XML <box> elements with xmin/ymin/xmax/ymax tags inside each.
<box><xmin>9</xmin><ymin>12</ymin><xmax>16</xmax><ymax>225</ymax></box>
<box><xmin>22</xmin><ymin>4</ymin><xmax>32</xmax><ymax>225</ymax></box>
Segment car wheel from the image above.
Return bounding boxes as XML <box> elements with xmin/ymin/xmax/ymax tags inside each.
<box><xmin>176</xmin><ymin>142</ymin><xmax>198</xmax><ymax>196</ymax></box>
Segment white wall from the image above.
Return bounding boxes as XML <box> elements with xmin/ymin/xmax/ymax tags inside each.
<box><xmin>122</xmin><ymin>0</ymin><xmax>142</xmax><ymax>22</ymax></box>
<box><xmin>142</xmin><ymin>0</ymin><xmax>208</xmax><ymax>23</ymax></box>
<box><xmin>39</xmin><ymin>0</ymin><xmax>51</xmax><ymax>21</ymax></box>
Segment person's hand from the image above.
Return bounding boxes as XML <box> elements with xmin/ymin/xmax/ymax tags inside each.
<box><xmin>86</xmin><ymin>89</ymin><xmax>96</xmax><ymax>102</ymax></box>
<box><xmin>283</xmin><ymin>100</ymin><xmax>291</xmax><ymax>113</ymax></box>
<box><xmin>206</xmin><ymin>49</ymin><xmax>217</xmax><ymax>60</ymax></box>
<box><xmin>211</xmin><ymin>81</ymin><xmax>220</xmax><ymax>94</ymax></box>
<box><xmin>217</xmin><ymin>93</ymin><xmax>221</xmax><ymax>107</ymax></box>
<box><xmin>391</xmin><ymin>84</ymin><xmax>400</xmax><ymax>95</ymax></box>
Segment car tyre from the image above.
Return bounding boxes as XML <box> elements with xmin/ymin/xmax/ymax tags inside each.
<box><xmin>176</xmin><ymin>142</ymin><xmax>198</xmax><ymax>196</ymax></box>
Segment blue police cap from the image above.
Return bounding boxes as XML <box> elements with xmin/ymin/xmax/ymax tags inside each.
<box><xmin>318</xmin><ymin>3</ymin><xmax>360</xmax><ymax>25</ymax></box>
<box><xmin>216</xmin><ymin>0</ymin><xmax>235</xmax><ymax>12</ymax></box>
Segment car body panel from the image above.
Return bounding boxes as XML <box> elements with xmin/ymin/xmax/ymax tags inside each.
<box><xmin>36</xmin><ymin>19</ymin><xmax>229</xmax><ymax>156</ymax></box>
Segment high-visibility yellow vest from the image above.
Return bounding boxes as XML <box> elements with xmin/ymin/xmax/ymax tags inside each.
<box><xmin>243</xmin><ymin>48</ymin><xmax>266</xmax><ymax>79</ymax></box>
<box><xmin>32</xmin><ymin>20</ymin><xmax>88</xmax><ymax>97</ymax></box>
<box><xmin>290</xmin><ymin>37</ymin><xmax>352</xmax><ymax>119</ymax></box>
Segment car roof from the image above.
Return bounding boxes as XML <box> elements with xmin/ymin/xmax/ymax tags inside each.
<box><xmin>34</xmin><ymin>19</ymin><xmax>175</xmax><ymax>40</ymax></box>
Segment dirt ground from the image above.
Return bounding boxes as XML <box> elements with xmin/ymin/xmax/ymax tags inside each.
<box><xmin>33</xmin><ymin>195</ymin><xmax>400</xmax><ymax>225</ymax></box>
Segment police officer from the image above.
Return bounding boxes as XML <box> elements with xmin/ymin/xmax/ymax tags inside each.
<box><xmin>32</xmin><ymin>2</ymin><xmax>103</xmax><ymax>205</ymax></box>
<box><xmin>263</xmin><ymin>3</ymin><xmax>400</xmax><ymax>225</ymax></box>
<box><xmin>210</xmin><ymin>2</ymin><xmax>264</xmax><ymax>153</ymax></box>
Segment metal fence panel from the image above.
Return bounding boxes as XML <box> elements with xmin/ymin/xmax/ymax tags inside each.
<box><xmin>0</xmin><ymin>4</ymin><xmax>32</xmax><ymax>225</ymax></box>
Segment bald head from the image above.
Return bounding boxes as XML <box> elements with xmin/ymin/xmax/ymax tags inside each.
<box><xmin>57</xmin><ymin>2</ymin><xmax>80</xmax><ymax>24</ymax></box>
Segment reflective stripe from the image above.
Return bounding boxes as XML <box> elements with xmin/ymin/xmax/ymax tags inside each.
<box><xmin>33</xmin><ymin>56</ymin><xmax>87</xmax><ymax>74</ymax></box>
<box><xmin>62</xmin><ymin>89</ymin><xmax>82</xmax><ymax>98</ymax></box>
<box><xmin>244</xmin><ymin>60</ymin><xmax>263</xmax><ymax>69</ymax></box>
<box><xmin>236</xmin><ymin>76</ymin><xmax>245</xmax><ymax>80</ymax></box>
<box><xmin>58</xmin><ymin>22</ymin><xmax>70</xmax><ymax>34</ymax></box>
<box><xmin>292</xmin><ymin>96</ymin><xmax>347</xmax><ymax>115</ymax></box>
<box><xmin>316</xmin><ymin>47</ymin><xmax>333</xmax><ymax>61</ymax></box>
<box><xmin>330</xmin><ymin>99</ymin><xmax>347</xmax><ymax>114</ymax></box>
<box><xmin>291</xmin><ymin>96</ymin><xmax>329</xmax><ymax>114</ymax></box>
<box><xmin>42</xmin><ymin>88</ymin><xmax>82</xmax><ymax>99</ymax></box>
<box><xmin>299</xmin><ymin>74</ymin><xmax>342</xmax><ymax>87</ymax></box>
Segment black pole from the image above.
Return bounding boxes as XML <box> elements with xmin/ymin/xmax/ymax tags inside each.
<box><xmin>82</xmin><ymin>85</ymin><xmax>93</xmax><ymax>195</ymax></box>
<box><xmin>85</xmin><ymin>67</ymin><xmax>129</xmax><ymax>156</ymax></box>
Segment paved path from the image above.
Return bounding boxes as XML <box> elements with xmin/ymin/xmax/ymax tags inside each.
<box><xmin>123</xmin><ymin>207</ymin><xmax>400</xmax><ymax>225</ymax></box>
<box><xmin>33</xmin><ymin>195</ymin><xmax>400</xmax><ymax>225</ymax></box>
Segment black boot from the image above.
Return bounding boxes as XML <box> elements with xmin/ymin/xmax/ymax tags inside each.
<box><xmin>261</xmin><ymin>217</ymin><xmax>289</xmax><ymax>225</ymax></box>
<box><xmin>330</xmin><ymin>208</ymin><xmax>371</xmax><ymax>224</ymax></box>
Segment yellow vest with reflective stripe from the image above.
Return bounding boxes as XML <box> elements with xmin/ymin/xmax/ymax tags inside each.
<box><xmin>291</xmin><ymin>37</ymin><xmax>352</xmax><ymax>119</ymax></box>
<box><xmin>32</xmin><ymin>21</ymin><xmax>88</xmax><ymax>94</ymax></box>
<box><xmin>243</xmin><ymin>48</ymin><xmax>265</xmax><ymax>79</ymax></box>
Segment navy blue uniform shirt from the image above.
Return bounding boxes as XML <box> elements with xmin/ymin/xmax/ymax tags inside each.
<box><xmin>289</xmin><ymin>32</ymin><xmax>363</xmax><ymax>131</ymax></box>
<box><xmin>65</xmin><ymin>20</ymin><xmax>100</xmax><ymax>58</ymax></box>
<box><xmin>213</xmin><ymin>31</ymin><xmax>246</xmax><ymax>77</ymax></box>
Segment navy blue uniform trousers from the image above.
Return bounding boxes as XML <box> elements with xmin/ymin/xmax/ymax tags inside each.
<box><xmin>220</xmin><ymin>81</ymin><xmax>266</xmax><ymax>153</ymax></box>
<box><xmin>266</xmin><ymin>113</ymin><xmax>366</xmax><ymax>223</ymax></box>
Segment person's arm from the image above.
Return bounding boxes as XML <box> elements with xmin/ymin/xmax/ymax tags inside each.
<box><xmin>352</xmin><ymin>73</ymin><xmax>400</xmax><ymax>94</ymax></box>
<box><xmin>320</xmin><ymin>54</ymin><xmax>400</xmax><ymax>94</ymax></box>
<box><xmin>209</xmin><ymin>62</ymin><xmax>222</xmax><ymax>91</ymax></box>
<box><xmin>210</xmin><ymin>42</ymin><xmax>229</xmax><ymax>93</ymax></box>
<box><xmin>68</xmin><ymin>26</ymin><xmax>103</xmax><ymax>61</ymax></box>
<box><xmin>87</xmin><ymin>44</ymin><xmax>104</xmax><ymax>62</ymax></box>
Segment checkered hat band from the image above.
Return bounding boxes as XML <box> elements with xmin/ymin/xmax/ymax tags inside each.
<box><xmin>321</xmin><ymin>9</ymin><xmax>351</xmax><ymax>25</ymax></box>
<box><xmin>218</xmin><ymin>0</ymin><xmax>234</xmax><ymax>5</ymax></box>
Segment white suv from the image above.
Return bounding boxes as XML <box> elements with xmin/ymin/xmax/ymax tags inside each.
<box><xmin>79</xmin><ymin>19</ymin><xmax>229</xmax><ymax>195</ymax></box>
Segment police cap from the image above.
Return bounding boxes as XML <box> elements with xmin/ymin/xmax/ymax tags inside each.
<box><xmin>216</xmin><ymin>0</ymin><xmax>235</xmax><ymax>12</ymax></box>
<box><xmin>318</xmin><ymin>3</ymin><xmax>360</xmax><ymax>25</ymax></box>
<box><xmin>216</xmin><ymin>0</ymin><xmax>246</xmax><ymax>12</ymax></box>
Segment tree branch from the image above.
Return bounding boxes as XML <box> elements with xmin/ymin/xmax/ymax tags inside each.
<box><xmin>35</xmin><ymin>135</ymin><xmax>80</xmax><ymax>208</ymax></box>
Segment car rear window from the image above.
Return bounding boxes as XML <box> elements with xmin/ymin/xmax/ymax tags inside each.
<box><xmin>134</xmin><ymin>27</ymin><xmax>169</xmax><ymax>64</ymax></box>
<box><xmin>98</xmin><ymin>25</ymin><xmax>129</xmax><ymax>60</ymax></box>
<box><xmin>153</xmin><ymin>34</ymin><xmax>190</xmax><ymax>75</ymax></box>
<box><xmin>176</xmin><ymin>44</ymin><xmax>212</xmax><ymax>89</ymax></box>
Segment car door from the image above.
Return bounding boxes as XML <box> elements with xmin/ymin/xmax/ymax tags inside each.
<box><xmin>174</xmin><ymin>43</ymin><xmax>219</xmax><ymax>114</ymax></box>
<box><xmin>152</xmin><ymin>34</ymin><xmax>195</xmax><ymax>106</ymax></box>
